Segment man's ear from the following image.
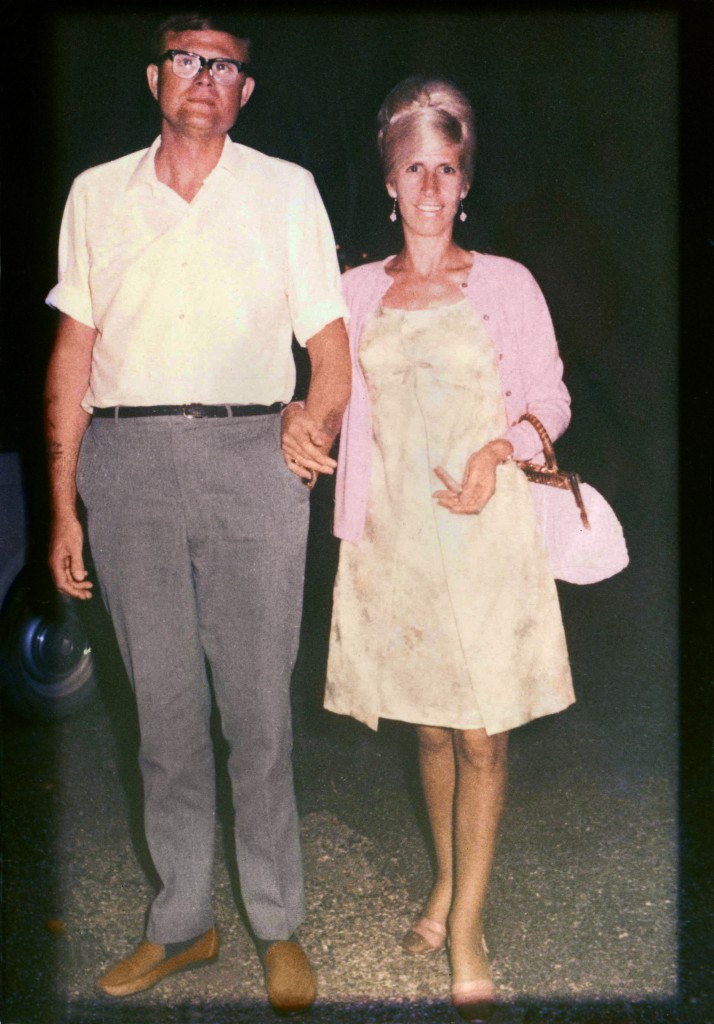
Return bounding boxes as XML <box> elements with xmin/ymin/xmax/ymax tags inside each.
<box><xmin>239</xmin><ymin>76</ymin><xmax>256</xmax><ymax>109</ymax></box>
<box><xmin>146</xmin><ymin>64</ymin><xmax>159</xmax><ymax>101</ymax></box>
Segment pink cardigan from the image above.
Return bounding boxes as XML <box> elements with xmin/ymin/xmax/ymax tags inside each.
<box><xmin>334</xmin><ymin>252</ymin><xmax>571</xmax><ymax>542</ymax></box>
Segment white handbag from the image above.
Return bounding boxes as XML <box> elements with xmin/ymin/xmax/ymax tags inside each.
<box><xmin>517</xmin><ymin>413</ymin><xmax>629</xmax><ymax>585</ymax></box>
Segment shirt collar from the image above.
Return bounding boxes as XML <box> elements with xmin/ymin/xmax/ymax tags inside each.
<box><xmin>126</xmin><ymin>135</ymin><xmax>239</xmax><ymax>193</ymax></box>
<box><xmin>218</xmin><ymin>136</ymin><xmax>243</xmax><ymax>179</ymax></box>
<box><xmin>126</xmin><ymin>136</ymin><xmax>163</xmax><ymax>193</ymax></box>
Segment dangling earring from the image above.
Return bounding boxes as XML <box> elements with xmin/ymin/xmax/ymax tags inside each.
<box><xmin>389</xmin><ymin>198</ymin><xmax>398</xmax><ymax>223</ymax></box>
<box><xmin>459</xmin><ymin>200</ymin><xmax>467</xmax><ymax>223</ymax></box>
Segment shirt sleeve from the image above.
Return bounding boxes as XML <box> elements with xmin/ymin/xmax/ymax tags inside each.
<box><xmin>285</xmin><ymin>170</ymin><xmax>348</xmax><ymax>345</ymax></box>
<box><xmin>45</xmin><ymin>176</ymin><xmax>96</xmax><ymax>328</ymax></box>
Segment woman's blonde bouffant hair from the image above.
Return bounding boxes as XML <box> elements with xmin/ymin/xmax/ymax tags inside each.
<box><xmin>377</xmin><ymin>75</ymin><xmax>476</xmax><ymax>186</ymax></box>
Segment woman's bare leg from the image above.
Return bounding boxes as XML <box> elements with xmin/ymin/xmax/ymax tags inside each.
<box><xmin>448</xmin><ymin>728</ymin><xmax>509</xmax><ymax>984</ymax></box>
<box><xmin>415</xmin><ymin>725</ymin><xmax>456</xmax><ymax>925</ymax></box>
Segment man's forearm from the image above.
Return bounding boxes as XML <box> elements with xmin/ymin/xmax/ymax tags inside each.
<box><xmin>46</xmin><ymin>405</ymin><xmax>90</xmax><ymax>520</ymax></box>
<box><xmin>45</xmin><ymin>314</ymin><xmax>96</xmax><ymax>519</ymax></box>
<box><xmin>280</xmin><ymin>318</ymin><xmax>351</xmax><ymax>479</ymax></box>
<box><xmin>304</xmin><ymin>318</ymin><xmax>352</xmax><ymax>449</ymax></box>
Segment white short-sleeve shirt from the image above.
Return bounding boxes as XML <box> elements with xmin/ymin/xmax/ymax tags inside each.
<box><xmin>46</xmin><ymin>136</ymin><xmax>347</xmax><ymax>411</ymax></box>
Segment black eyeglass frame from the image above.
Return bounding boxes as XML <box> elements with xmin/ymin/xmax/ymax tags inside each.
<box><xmin>159</xmin><ymin>49</ymin><xmax>250</xmax><ymax>80</ymax></box>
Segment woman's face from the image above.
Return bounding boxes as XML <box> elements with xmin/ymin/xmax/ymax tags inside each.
<box><xmin>387</xmin><ymin>139</ymin><xmax>468</xmax><ymax>239</ymax></box>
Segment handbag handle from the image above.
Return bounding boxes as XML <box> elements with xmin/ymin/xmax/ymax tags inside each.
<box><xmin>516</xmin><ymin>412</ymin><xmax>590</xmax><ymax>529</ymax></box>
<box><xmin>518</xmin><ymin>411</ymin><xmax>558</xmax><ymax>471</ymax></box>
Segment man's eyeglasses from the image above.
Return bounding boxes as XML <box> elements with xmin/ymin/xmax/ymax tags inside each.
<box><xmin>160</xmin><ymin>50</ymin><xmax>249</xmax><ymax>86</ymax></box>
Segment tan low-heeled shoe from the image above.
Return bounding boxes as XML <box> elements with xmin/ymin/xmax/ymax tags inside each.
<box><xmin>96</xmin><ymin>927</ymin><xmax>219</xmax><ymax>998</ymax></box>
<box><xmin>262</xmin><ymin>939</ymin><xmax>317</xmax><ymax>1014</ymax></box>
<box><xmin>400</xmin><ymin>916</ymin><xmax>447</xmax><ymax>955</ymax></box>
<box><xmin>451</xmin><ymin>977</ymin><xmax>496</xmax><ymax>1021</ymax></box>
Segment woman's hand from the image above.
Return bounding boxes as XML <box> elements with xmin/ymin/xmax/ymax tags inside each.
<box><xmin>432</xmin><ymin>439</ymin><xmax>513</xmax><ymax>515</ymax></box>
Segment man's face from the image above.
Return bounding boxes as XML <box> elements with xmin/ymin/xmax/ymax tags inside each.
<box><xmin>147</xmin><ymin>30</ymin><xmax>254</xmax><ymax>138</ymax></box>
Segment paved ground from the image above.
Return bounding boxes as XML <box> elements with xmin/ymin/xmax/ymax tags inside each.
<box><xmin>1</xmin><ymin>506</ymin><xmax>710</xmax><ymax>1024</ymax></box>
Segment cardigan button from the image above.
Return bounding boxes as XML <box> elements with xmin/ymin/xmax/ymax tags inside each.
<box><xmin>505</xmin><ymin>390</ymin><xmax>512</xmax><ymax>396</ymax></box>
<box><xmin>483</xmin><ymin>314</ymin><xmax>490</xmax><ymax>320</ymax></box>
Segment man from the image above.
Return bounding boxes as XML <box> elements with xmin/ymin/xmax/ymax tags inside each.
<box><xmin>45</xmin><ymin>12</ymin><xmax>350</xmax><ymax>1012</ymax></box>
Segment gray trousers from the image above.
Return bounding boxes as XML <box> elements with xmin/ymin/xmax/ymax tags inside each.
<box><xmin>77</xmin><ymin>413</ymin><xmax>310</xmax><ymax>944</ymax></box>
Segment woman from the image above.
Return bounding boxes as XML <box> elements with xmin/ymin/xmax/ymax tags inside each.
<box><xmin>322</xmin><ymin>76</ymin><xmax>575</xmax><ymax>1019</ymax></box>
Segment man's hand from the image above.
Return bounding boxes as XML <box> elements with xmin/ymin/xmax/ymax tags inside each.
<box><xmin>49</xmin><ymin>513</ymin><xmax>93</xmax><ymax>599</ymax></box>
<box><xmin>281</xmin><ymin>319</ymin><xmax>350</xmax><ymax>488</ymax></box>
<box><xmin>281</xmin><ymin>403</ymin><xmax>337</xmax><ymax>486</ymax></box>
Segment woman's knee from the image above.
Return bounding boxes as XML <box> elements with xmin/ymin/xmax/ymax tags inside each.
<box><xmin>416</xmin><ymin>724</ymin><xmax>453</xmax><ymax>756</ymax></box>
<box><xmin>454</xmin><ymin>729</ymin><xmax>509</xmax><ymax>773</ymax></box>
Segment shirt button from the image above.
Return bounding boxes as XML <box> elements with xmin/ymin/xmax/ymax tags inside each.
<box><xmin>178</xmin><ymin>313</ymin><xmax>185</xmax><ymax>320</ymax></box>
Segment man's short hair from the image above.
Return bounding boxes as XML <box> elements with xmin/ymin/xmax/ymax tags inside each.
<box><xmin>151</xmin><ymin>11</ymin><xmax>252</xmax><ymax>63</ymax></box>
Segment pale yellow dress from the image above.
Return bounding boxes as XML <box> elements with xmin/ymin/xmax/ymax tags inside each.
<box><xmin>324</xmin><ymin>300</ymin><xmax>574</xmax><ymax>735</ymax></box>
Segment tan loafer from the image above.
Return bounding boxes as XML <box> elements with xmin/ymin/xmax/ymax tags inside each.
<box><xmin>96</xmin><ymin>926</ymin><xmax>219</xmax><ymax>997</ymax></box>
<box><xmin>263</xmin><ymin>939</ymin><xmax>317</xmax><ymax>1014</ymax></box>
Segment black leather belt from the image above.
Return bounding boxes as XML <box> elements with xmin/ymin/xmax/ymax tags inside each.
<box><xmin>92</xmin><ymin>402</ymin><xmax>284</xmax><ymax>419</ymax></box>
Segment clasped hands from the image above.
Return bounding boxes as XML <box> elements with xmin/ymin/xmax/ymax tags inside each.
<box><xmin>281</xmin><ymin>403</ymin><xmax>336</xmax><ymax>489</ymax></box>
<box><xmin>433</xmin><ymin>440</ymin><xmax>513</xmax><ymax>515</ymax></box>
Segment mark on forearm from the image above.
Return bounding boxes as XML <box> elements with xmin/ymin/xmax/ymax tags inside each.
<box><xmin>48</xmin><ymin>440</ymin><xmax>75</xmax><ymax>468</ymax></box>
<box><xmin>320</xmin><ymin>409</ymin><xmax>342</xmax><ymax>439</ymax></box>
<box><xmin>48</xmin><ymin>440</ymin><xmax>65</xmax><ymax>461</ymax></box>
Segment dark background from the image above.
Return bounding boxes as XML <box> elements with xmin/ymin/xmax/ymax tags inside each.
<box><xmin>2</xmin><ymin>5</ymin><xmax>679</xmax><ymax>499</ymax></box>
<box><xmin>0</xmin><ymin>2</ymin><xmax>711</xmax><ymax>1019</ymax></box>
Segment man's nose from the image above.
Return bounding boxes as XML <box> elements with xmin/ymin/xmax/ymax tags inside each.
<box><xmin>194</xmin><ymin>63</ymin><xmax>214</xmax><ymax>84</ymax></box>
